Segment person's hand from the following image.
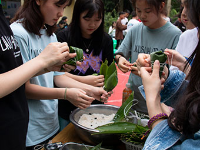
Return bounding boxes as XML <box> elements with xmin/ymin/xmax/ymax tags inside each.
<box><xmin>161</xmin><ymin>103</ymin><xmax>174</xmax><ymax>116</ymax></box>
<box><xmin>136</xmin><ymin>53</ymin><xmax>151</xmax><ymax>76</ymax></box>
<box><xmin>66</xmin><ymin>88</ymin><xmax>94</xmax><ymax>109</ymax></box>
<box><xmin>130</xmin><ymin>62</ymin><xmax>139</xmax><ymax>75</ymax></box>
<box><xmin>164</xmin><ymin>49</ymin><xmax>186</xmax><ymax>71</ymax></box>
<box><xmin>38</xmin><ymin>42</ymin><xmax>69</xmax><ymax>71</ymax></box>
<box><xmin>140</xmin><ymin>60</ymin><xmax>162</xmax><ymax>102</ymax></box>
<box><xmin>118</xmin><ymin>56</ymin><xmax>133</xmax><ymax>73</ymax></box>
<box><xmin>81</xmin><ymin>75</ymin><xmax>104</xmax><ymax>87</ymax></box>
<box><xmin>86</xmin><ymin>86</ymin><xmax>109</xmax><ymax>103</ymax></box>
<box><xmin>61</xmin><ymin>56</ymin><xmax>85</xmax><ymax>72</ymax></box>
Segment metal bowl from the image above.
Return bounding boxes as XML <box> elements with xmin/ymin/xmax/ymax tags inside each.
<box><xmin>60</xmin><ymin>142</ymin><xmax>112</xmax><ymax>150</ymax></box>
<box><xmin>69</xmin><ymin>104</ymin><xmax>121</xmax><ymax>145</ymax></box>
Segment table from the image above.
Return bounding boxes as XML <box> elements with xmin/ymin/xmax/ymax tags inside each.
<box><xmin>43</xmin><ymin>123</ymin><xmax>126</xmax><ymax>150</ymax></box>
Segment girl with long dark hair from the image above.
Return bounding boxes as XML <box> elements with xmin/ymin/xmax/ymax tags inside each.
<box><xmin>138</xmin><ymin>0</ymin><xmax>200</xmax><ymax>148</ymax></box>
<box><xmin>56</xmin><ymin>0</ymin><xmax>114</xmax><ymax>130</ymax></box>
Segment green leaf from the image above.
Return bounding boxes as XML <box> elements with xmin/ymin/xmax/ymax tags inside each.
<box><xmin>103</xmin><ymin>70</ymin><xmax>118</xmax><ymax>92</ymax></box>
<box><xmin>90</xmin><ymin>143</ymin><xmax>102</xmax><ymax>150</ymax></box>
<box><xmin>100</xmin><ymin>59</ymin><xmax>108</xmax><ymax>78</ymax></box>
<box><xmin>63</xmin><ymin>46</ymin><xmax>83</xmax><ymax>66</ymax></box>
<box><xmin>150</xmin><ymin>51</ymin><xmax>167</xmax><ymax>78</ymax></box>
<box><xmin>105</xmin><ymin>60</ymin><xmax>116</xmax><ymax>82</ymax></box>
<box><xmin>95</xmin><ymin>122</ymin><xmax>139</xmax><ymax>134</ymax></box>
<box><xmin>113</xmin><ymin>92</ymin><xmax>134</xmax><ymax>122</ymax></box>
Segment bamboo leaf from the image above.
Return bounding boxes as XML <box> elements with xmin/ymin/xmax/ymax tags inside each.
<box><xmin>100</xmin><ymin>59</ymin><xmax>108</xmax><ymax>78</ymax></box>
<box><xmin>63</xmin><ymin>46</ymin><xmax>83</xmax><ymax>66</ymax></box>
<box><xmin>113</xmin><ymin>92</ymin><xmax>134</xmax><ymax>122</ymax></box>
<box><xmin>150</xmin><ymin>51</ymin><xmax>167</xmax><ymax>78</ymax></box>
<box><xmin>103</xmin><ymin>70</ymin><xmax>118</xmax><ymax>92</ymax></box>
<box><xmin>105</xmin><ymin>60</ymin><xmax>116</xmax><ymax>82</ymax></box>
<box><xmin>95</xmin><ymin>122</ymin><xmax>138</xmax><ymax>134</ymax></box>
<box><xmin>90</xmin><ymin>143</ymin><xmax>102</xmax><ymax>150</ymax></box>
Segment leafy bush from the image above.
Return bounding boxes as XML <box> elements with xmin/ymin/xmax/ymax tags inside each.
<box><xmin>104</xmin><ymin>10</ymin><xmax>118</xmax><ymax>33</ymax></box>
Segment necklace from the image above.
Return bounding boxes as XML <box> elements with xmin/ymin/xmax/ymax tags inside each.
<box><xmin>83</xmin><ymin>39</ymin><xmax>92</xmax><ymax>52</ymax></box>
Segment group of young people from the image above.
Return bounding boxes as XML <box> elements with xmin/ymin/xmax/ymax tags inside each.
<box><xmin>115</xmin><ymin>0</ymin><xmax>200</xmax><ymax>149</ymax></box>
<box><xmin>1</xmin><ymin>0</ymin><xmax>200</xmax><ymax>149</ymax></box>
<box><xmin>1</xmin><ymin>0</ymin><xmax>113</xmax><ymax>149</ymax></box>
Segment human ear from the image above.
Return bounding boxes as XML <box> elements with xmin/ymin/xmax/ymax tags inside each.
<box><xmin>36</xmin><ymin>0</ymin><xmax>41</xmax><ymax>6</ymax></box>
<box><xmin>159</xmin><ymin>2</ymin><xmax>165</xmax><ymax>13</ymax></box>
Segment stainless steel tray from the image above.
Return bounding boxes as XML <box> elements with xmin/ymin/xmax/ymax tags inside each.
<box><xmin>59</xmin><ymin>142</ymin><xmax>112</xmax><ymax>150</ymax></box>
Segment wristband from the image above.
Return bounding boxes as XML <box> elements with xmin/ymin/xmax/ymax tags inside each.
<box><xmin>148</xmin><ymin>113</ymin><xmax>168</xmax><ymax>129</ymax></box>
<box><xmin>116</xmin><ymin>56</ymin><xmax>121</xmax><ymax>64</ymax></box>
<box><xmin>64</xmin><ymin>88</ymin><xmax>67</xmax><ymax>100</ymax></box>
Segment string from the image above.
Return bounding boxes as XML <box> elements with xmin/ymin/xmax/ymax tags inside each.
<box><xmin>83</xmin><ymin>39</ymin><xmax>92</xmax><ymax>51</ymax></box>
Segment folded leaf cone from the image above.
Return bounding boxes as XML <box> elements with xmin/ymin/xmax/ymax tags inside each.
<box><xmin>150</xmin><ymin>51</ymin><xmax>167</xmax><ymax>77</ymax></box>
<box><xmin>63</xmin><ymin>46</ymin><xmax>83</xmax><ymax>66</ymax></box>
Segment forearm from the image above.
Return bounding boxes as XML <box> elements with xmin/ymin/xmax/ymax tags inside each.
<box><xmin>25</xmin><ymin>81</ymin><xmax>65</xmax><ymax>100</ymax></box>
<box><xmin>54</xmin><ymin>75</ymin><xmax>92</xmax><ymax>92</ymax></box>
<box><xmin>0</xmin><ymin>57</ymin><xmax>46</xmax><ymax>98</ymax></box>
<box><xmin>146</xmin><ymin>95</ymin><xmax>164</xmax><ymax>129</ymax></box>
<box><xmin>65</xmin><ymin>72</ymin><xmax>85</xmax><ymax>83</ymax></box>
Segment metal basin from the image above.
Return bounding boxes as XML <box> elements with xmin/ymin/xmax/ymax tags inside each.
<box><xmin>69</xmin><ymin>104</ymin><xmax>121</xmax><ymax>145</ymax></box>
<box><xmin>59</xmin><ymin>142</ymin><xmax>111</xmax><ymax>150</ymax></box>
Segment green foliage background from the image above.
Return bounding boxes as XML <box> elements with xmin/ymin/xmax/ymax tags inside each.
<box><xmin>103</xmin><ymin>0</ymin><xmax>181</xmax><ymax>33</ymax></box>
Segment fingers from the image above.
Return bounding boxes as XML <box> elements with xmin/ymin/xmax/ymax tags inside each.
<box><xmin>118</xmin><ymin>64</ymin><xmax>130</xmax><ymax>73</ymax></box>
<box><xmin>151</xmin><ymin>60</ymin><xmax>160</xmax><ymax>77</ymax></box>
<box><xmin>62</xmin><ymin>64</ymin><xmax>76</xmax><ymax>72</ymax></box>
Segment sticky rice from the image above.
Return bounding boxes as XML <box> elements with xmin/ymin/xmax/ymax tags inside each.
<box><xmin>78</xmin><ymin>113</ymin><xmax>115</xmax><ymax>129</ymax></box>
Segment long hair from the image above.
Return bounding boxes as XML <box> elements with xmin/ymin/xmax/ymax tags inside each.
<box><xmin>68</xmin><ymin>0</ymin><xmax>105</xmax><ymax>56</ymax></box>
<box><xmin>11</xmin><ymin>0</ymin><xmax>72</xmax><ymax>36</ymax></box>
<box><xmin>168</xmin><ymin>0</ymin><xmax>200</xmax><ymax>137</ymax></box>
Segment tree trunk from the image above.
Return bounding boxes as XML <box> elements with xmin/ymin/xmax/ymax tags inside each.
<box><xmin>167</xmin><ymin>0</ymin><xmax>171</xmax><ymax>16</ymax></box>
<box><xmin>118</xmin><ymin>0</ymin><xmax>124</xmax><ymax>12</ymax></box>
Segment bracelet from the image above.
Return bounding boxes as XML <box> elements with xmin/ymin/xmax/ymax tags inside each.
<box><xmin>116</xmin><ymin>56</ymin><xmax>121</xmax><ymax>64</ymax></box>
<box><xmin>148</xmin><ymin>113</ymin><xmax>168</xmax><ymax>129</ymax></box>
<box><xmin>64</xmin><ymin>88</ymin><xmax>67</xmax><ymax>100</ymax></box>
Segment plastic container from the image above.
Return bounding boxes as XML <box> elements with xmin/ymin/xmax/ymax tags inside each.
<box><xmin>122</xmin><ymin>83</ymin><xmax>132</xmax><ymax>103</ymax></box>
<box><xmin>121</xmin><ymin>140</ymin><xmax>143</xmax><ymax>150</ymax></box>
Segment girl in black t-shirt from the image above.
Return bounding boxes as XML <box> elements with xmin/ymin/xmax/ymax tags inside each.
<box><xmin>0</xmin><ymin>4</ymin><xmax>70</xmax><ymax>150</ymax></box>
<box><xmin>56</xmin><ymin>0</ymin><xmax>114</xmax><ymax>131</ymax></box>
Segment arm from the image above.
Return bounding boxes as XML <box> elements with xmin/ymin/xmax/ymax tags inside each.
<box><xmin>0</xmin><ymin>42</ymin><xmax>69</xmax><ymax>98</ymax></box>
<box><xmin>65</xmin><ymin>72</ymin><xmax>104</xmax><ymax>87</ymax></box>
<box><xmin>25</xmin><ymin>80</ymin><xmax>94</xmax><ymax>109</ymax></box>
<box><xmin>140</xmin><ymin>60</ymin><xmax>165</xmax><ymax>129</ymax></box>
<box><xmin>116</xmin><ymin>20</ymin><xmax>127</xmax><ymax>31</ymax></box>
<box><xmin>115</xmin><ymin>54</ymin><xmax>133</xmax><ymax>73</ymax></box>
<box><xmin>54</xmin><ymin>74</ymin><xmax>109</xmax><ymax>101</ymax></box>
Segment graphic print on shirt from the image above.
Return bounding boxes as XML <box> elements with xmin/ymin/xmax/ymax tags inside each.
<box><xmin>134</xmin><ymin>45</ymin><xmax>164</xmax><ymax>54</ymax></box>
<box><xmin>75</xmin><ymin>50</ymin><xmax>102</xmax><ymax>74</ymax></box>
<box><xmin>0</xmin><ymin>35</ymin><xmax>21</xmax><ymax>58</ymax></box>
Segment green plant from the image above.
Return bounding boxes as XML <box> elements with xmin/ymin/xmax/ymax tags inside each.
<box><xmin>104</xmin><ymin>10</ymin><xmax>118</xmax><ymax>33</ymax></box>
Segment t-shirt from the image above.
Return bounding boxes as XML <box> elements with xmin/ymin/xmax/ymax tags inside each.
<box><xmin>127</xmin><ymin>19</ymin><xmax>140</xmax><ymax>31</ymax></box>
<box><xmin>56</xmin><ymin>27</ymin><xmax>114</xmax><ymax>120</ymax></box>
<box><xmin>10</xmin><ymin>21</ymin><xmax>64</xmax><ymax>146</ymax></box>
<box><xmin>170</xmin><ymin>27</ymin><xmax>198</xmax><ymax>70</ymax></box>
<box><xmin>116</xmin><ymin>22</ymin><xmax>182</xmax><ymax>114</ymax></box>
<box><xmin>176</xmin><ymin>27</ymin><xmax>198</xmax><ymax>57</ymax></box>
<box><xmin>0</xmin><ymin>5</ymin><xmax>28</xmax><ymax>150</ymax></box>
